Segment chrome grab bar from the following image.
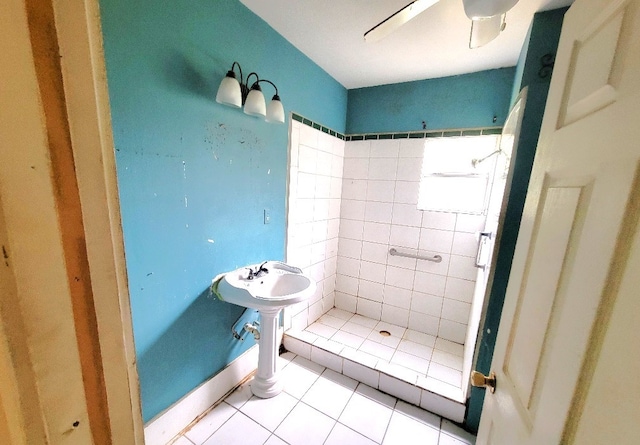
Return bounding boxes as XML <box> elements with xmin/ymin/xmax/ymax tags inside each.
<box><xmin>475</xmin><ymin>232</ymin><xmax>493</xmax><ymax>269</ymax></box>
<box><xmin>389</xmin><ymin>248</ymin><xmax>442</xmax><ymax>263</ymax></box>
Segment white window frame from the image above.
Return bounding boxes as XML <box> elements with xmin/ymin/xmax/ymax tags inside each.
<box><xmin>417</xmin><ymin>135</ymin><xmax>501</xmax><ymax>215</ymax></box>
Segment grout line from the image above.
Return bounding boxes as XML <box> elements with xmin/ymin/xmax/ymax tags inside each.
<box><xmin>193</xmin><ymin>353</ymin><xmax>472</xmax><ymax>444</ymax></box>
<box><xmin>172</xmin><ymin>371</ymin><xmax>256</xmax><ymax>444</ymax></box>
<box><xmin>256</xmin><ymin>396</ymin><xmax>296</xmax><ymax>437</ymax></box>
<box><xmin>196</xmin><ymin>402</ymin><xmax>241</xmax><ymax>445</ymax></box>
<box><xmin>168</xmin><ymin>433</ymin><xmax>196</xmax><ymax>445</ymax></box>
<box><xmin>248</xmin><ymin>351</ymin><xmax>469</xmax><ymax>443</ymax></box>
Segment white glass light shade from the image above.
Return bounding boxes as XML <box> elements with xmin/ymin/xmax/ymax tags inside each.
<box><xmin>216</xmin><ymin>75</ymin><xmax>242</xmax><ymax>108</ymax></box>
<box><xmin>266</xmin><ymin>97</ymin><xmax>285</xmax><ymax>124</ymax></box>
<box><xmin>244</xmin><ymin>88</ymin><xmax>266</xmax><ymax>117</ymax></box>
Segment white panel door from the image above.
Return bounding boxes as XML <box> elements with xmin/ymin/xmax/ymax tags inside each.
<box><xmin>476</xmin><ymin>0</ymin><xmax>640</xmax><ymax>443</ymax></box>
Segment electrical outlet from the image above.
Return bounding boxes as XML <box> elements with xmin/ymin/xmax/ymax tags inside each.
<box><xmin>263</xmin><ymin>208</ymin><xmax>271</xmax><ymax>224</ymax></box>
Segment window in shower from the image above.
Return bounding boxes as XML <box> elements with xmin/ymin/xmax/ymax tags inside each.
<box><xmin>417</xmin><ymin>135</ymin><xmax>501</xmax><ymax>214</ymax></box>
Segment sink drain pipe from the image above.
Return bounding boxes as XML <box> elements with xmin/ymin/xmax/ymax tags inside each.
<box><xmin>243</xmin><ymin>322</ymin><xmax>260</xmax><ymax>340</ymax></box>
<box><xmin>231</xmin><ymin>308</ymin><xmax>260</xmax><ymax>341</ymax></box>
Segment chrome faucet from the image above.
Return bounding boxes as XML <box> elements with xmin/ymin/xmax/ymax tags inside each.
<box><xmin>245</xmin><ymin>261</ymin><xmax>269</xmax><ymax>280</ymax></box>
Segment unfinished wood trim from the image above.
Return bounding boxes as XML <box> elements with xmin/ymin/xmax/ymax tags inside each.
<box><xmin>23</xmin><ymin>0</ymin><xmax>112</xmax><ymax>442</ymax></box>
<box><xmin>52</xmin><ymin>0</ymin><xmax>144</xmax><ymax>442</ymax></box>
<box><xmin>0</xmin><ymin>274</ymin><xmax>27</xmax><ymax>445</ymax></box>
<box><xmin>0</xmin><ymin>0</ymin><xmax>94</xmax><ymax>442</ymax></box>
<box><xmin>1</xmin><ymin>0</ymin><xmax>142</xmax><ymax>441</ymax></box>
<box><xmin>0</xmin><ymin>191</ymin><xmax>45</xmax><ymax>444</ymax></box>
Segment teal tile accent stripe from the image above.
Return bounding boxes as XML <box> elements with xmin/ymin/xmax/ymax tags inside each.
<box><xmin>292</xmin><ymin>112</ymin><xmax>346</xmax><ymax>140</ymax></box>
<box><xmin>349</xmin><ymin>126</ymin><xmax>504</xmax><ymax>140</ymax></box>
<box><xmin>292</xmin><ymin>112</ymin><xmax>502</xmax><ymax>142</ymax></box>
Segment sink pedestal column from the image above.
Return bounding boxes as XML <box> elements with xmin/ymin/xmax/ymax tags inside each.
<box><xmin>251</xmin><ymin>308</ymin><xmax>283</xmax><ymax>398</ymax></box>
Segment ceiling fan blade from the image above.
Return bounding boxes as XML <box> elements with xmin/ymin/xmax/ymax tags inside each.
<box><xmin>364</xmin><ymin>0</ymin><xmax>440</xmax><ymax>43</ymax></box>
<box><xmin>469</xmin><ymin>14</ymin><xmax>506</xmax><ymax>49</ymax></box>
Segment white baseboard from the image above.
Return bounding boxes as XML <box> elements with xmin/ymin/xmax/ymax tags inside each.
<box><xmin>143</xmin><ymin>345</ymin><xmax>258</xmax><ymax>444</ymax></box>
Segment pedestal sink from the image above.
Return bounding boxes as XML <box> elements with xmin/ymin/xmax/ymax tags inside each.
<box><xmin>214</xmin><ymin>261</ymin><xmax>315</xmax><ymax>398</ymax></box>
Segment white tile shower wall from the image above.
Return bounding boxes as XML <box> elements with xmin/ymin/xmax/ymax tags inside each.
<box><xmin>285</xmin><ymin>121</ymin><xmax>345</xmax><ymax>331</ymax></box>
<box><xmin>335</xmin><ymin>139</ymin><xmax>483</xmax><ymax>344</ymax></box>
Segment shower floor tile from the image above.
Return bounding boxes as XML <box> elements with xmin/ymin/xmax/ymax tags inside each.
<box><xmin>284</xmin><ymin>311</ymin><xmax>468</xmax><ymax>423</ymax></box>
<box><xmin>332</xmin><ymin>329</ymin><xmax>366</xmax><ymax>349</ymax></box>
<box><xmin>309</xmin><ymin>312</ymin><xmax>464</xmax><ymax>380</ymax></box>
<box><xmin>171</xmin><ymin>355</ymin><xmax>475</xmax><ymax>445</ymax></box>
<box><xmin>326</xmin><ymin>307</ymin><xmax>354</xmax><ymax>320</ymax></box>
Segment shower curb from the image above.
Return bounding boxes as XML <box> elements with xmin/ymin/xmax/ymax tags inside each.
<box><xmin>283</xmin><ymin>331</ymin><xmax>466</xmax><ymax>423</ymax></box>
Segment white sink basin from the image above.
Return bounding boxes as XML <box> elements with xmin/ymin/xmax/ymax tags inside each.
<box><xmin>216</xmin><ymin>261</ymin><xmax>316</xmax><ymax>311</ymax></box>
<box><xmin>214</xmin><ymin>261</ymin><xmax>316</xmax><ymax>398</ymax></box>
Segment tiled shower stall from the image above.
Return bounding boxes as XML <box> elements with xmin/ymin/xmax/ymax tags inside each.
<box><xmin>285</xmin><ymin>119</ymin><xmax>483</xmax><ymax>344</ymax></box>
<box><xmin>283</xmin><ymin>117</ymin><xmax>496</xmax><ymax>419</ymax></box>
<box><xmin>335</xmin><ymin>139</ymin><xmax>483</xmax><ymax>344</ymax></box>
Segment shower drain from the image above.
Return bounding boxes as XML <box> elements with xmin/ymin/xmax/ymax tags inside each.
<box><xmin>379</xmin><ymin>330</ymin><xmax>391</xmax><ymax>337</ymax></box>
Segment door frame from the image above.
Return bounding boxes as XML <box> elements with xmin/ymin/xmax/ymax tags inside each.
<box><xmin>464</xmin><ymin>8</ymin><xmax>569</xmax><ymax>430</ymax></box>
<box><xmin>461</xmin><ymin>88</ymin><xmax>527</xmax><ymax>399</ymax></box>
<box><xmin>55</xmin><ymin>0</ymin><xmax>144</xmax><ymax>441</ymax></box>
<box><xmin>0</xmin><ymin>0</ymin><xmax>142</xmax><ymax>442</ymax></box>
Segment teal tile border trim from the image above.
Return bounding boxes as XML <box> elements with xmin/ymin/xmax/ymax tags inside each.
<box><xmin>291</xmin><ymin>112</ymin><xmax>346</xmax><ymax>140</ymax></box>
<box><xmin>347</xmin><ymin>126</ymin><xmax>503</xmax><ymax>140</ymax></box>
<box><xmin>291</xmin><ymin>112</ymin><xmax>502</xmax><ymax>142</ymax></box>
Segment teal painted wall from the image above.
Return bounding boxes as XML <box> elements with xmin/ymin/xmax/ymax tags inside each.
<box><xmin>465</xmin><ymin>7</ymin><xmax>569</xmax><ymax>433</ymax></box>
<box><xmin>509</xmin><ymin>25</ymin><xmax>533</xmax><ymax>104</ymax></box>
<box><xmin>99</xmin><ymin>0</ymin><xmax>347</xmax><ymax>422</ymax></box>
<box><xmin>346</xmin><ymin>68</ymin><xmax>516</xmax><ymax>134</ymax></box>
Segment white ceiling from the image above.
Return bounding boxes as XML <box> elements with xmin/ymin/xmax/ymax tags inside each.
<box><xmin>240</xmin><ymin>0</ymin><xmax>573</xmax><ymax>89</ymax></box>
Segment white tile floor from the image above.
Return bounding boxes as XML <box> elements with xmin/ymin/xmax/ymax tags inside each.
<box><xmin>291</xmin><ymin>309</ymin><xmax>465</xmax><ymax>397</ymax></box>
<box><xmin>171</xmin><ymin>353</ymin><xmax>475</xmax><ymax>445</ymax></box>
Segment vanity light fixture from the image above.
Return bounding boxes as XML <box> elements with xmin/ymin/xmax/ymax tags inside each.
<box><xmin>215</xmin><ymin>61</ymin><xmax>285</xmax><ymax>124</ymax></box>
